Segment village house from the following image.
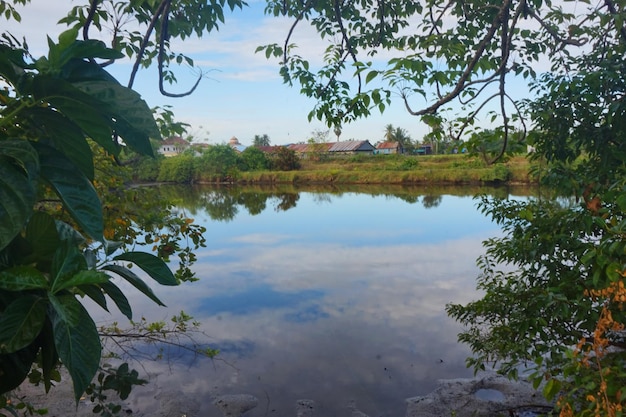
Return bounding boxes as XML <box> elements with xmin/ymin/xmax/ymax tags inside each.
<box><xmin>376</xmin><ymin>141</ymin><xmax>404</xmax><ymax>154</ymax></box>
<box><xmin>287</xmin><ymin>140</ymin><xmax>376</xmax><ymax>157</ymax></box>
<box><xmin>158</xmin><ymin>136</ymin><xmax>190</xmax><ymax>156</ymax></box>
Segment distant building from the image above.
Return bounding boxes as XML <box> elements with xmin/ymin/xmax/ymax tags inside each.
<box><xmin>376</xmin><ymin>141</ymin><xmax>404</xmax><ymax>154</ymax></box>
<box><xmin>229</xmin><ymin>136</ymin><xmax>247</xmax><ymax>153</ymax></box>
<box><xmin>158</xmin><ymin>136</ymin><xmax>190</xmax><ymax>156</ymax></box>
<box><xmin>416</xmin><ymin>144</ymin><xmax>433</xmax><ymax>155</ymax></box>
<box><xmin>288</xmin><ymin>140</ymin><xmax>376</xmax><ymax>156</ymax></box>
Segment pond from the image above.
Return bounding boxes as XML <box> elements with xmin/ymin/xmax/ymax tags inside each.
<box><xmin>95</xmin><ymin>184</ymin><xmax>535</xmax><ymax>417</ymax></box>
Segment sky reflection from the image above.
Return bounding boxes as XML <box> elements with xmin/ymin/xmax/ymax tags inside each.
<box><xmin>96</xmin><ymin>188</ymin><xmax>514</xmax><ymax>417</ymax></box>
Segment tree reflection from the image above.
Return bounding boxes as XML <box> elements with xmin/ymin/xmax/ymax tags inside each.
<box><xmin>422</xmin><ymin>195</ymin><xmax>443</xmax><ymax>209</ymax></box>
<box><xmin>150</xmin><ymin>184</ymin><xmax>536</xmax><ymax>221</ymax></box>
<box><xmin>274</xmin><ymin>193</ymin><xmax>300</xmax><ymax>212</ymax></box>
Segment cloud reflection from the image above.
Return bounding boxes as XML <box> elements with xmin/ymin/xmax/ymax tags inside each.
<box><xmin>95</xmin><ymin>191</ymin><xmax>508</xmax><ymax>417</ymax></box>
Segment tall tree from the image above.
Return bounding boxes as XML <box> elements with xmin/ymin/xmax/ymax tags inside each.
<box><xmin>252</xmin><ymin>134</ymin><xmax>271</xmax><ymax>147</ymax></box>
<box><xmin>384</xmin><ymin>124</ymin><xmax>395</xmax><ymax>142</ymax></box>
<box><xmin>260</xmin><ymin>0</ymin><xmax>626</xmax><ymax>413</ymax></box>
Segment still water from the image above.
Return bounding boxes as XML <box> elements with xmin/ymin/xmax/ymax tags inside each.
<box><xmin>97</xmin><ymin>185</ymin><xmax>533</xmax><ymax>417</ymax></box>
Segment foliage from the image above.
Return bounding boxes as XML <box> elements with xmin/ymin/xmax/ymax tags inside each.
<box><xmin>158</xmin><ymin>154</ymin><xmax>195</xmax><ymax>183</ymax></box>
<box><xmin>252</xmin><ymin>133</ymin><xmax>271</xmax><ymax>147</ymax></box>
<box><xmin>0</xmin><ymin>0</ymin><xmax>243</xmax><ymax>410</ymax></box>
<box><xmin>195</xmin><ymin>144</ymin><xmax>242</xmax><ymax>181</ymax></box>
<box><xmin>240</xmin><ymin>146</ymin><xmax>270</xmax><ymax>171</ymax></box>
<box><xmin>465</xmin><ymin>129</ymin><xmax>526</xmax><ymax>164</ymax></box>
<box><xmin>269</xmin><ymin>146</ymin><xmax>301</xmax><ymax>171</ymax></box>
<box><xmin>440</xmin><ymin>2</ymin><xmax>626</xmax><ymax>415</ymax></box>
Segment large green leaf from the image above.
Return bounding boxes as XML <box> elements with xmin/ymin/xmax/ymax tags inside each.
<box><xmin>50</xmin><ymin>243</ymin><xmax>87</xmax><ymax>294</ymax></box>
<box><xmin>0</xmin><ymin>344</ymin><xmax>39</xmax><ymax>393</ymax></box>
<box><xmin>49</xmin><ymin>294</ymin><xmax>101</xmax><ymax>403</ymax></box>
<box><xmin>0</xmin><ymin>266</ymin><xmax>48</xmax><ymax>291</ymax></box>
<box><xmin>0</xmin><ymin>295</ymin><xmax>46</xmax><ymax>354</ymax></box>
<box><xmin>52</xmin><ymin>270</ymin><xmax>109</xmax><ymax>294</ymax></box>
<box><xmin>58</xmin><ymin>40</ymin><xmax>124</xmax><ymax>68</ymax></box>
<box><xmin>102</xmin><ymin>264</ymin><xmax>166</xmax><ymax>306</ymax></box>
<box><xmin>22</xmin><ymin>107</ymin><xmax>94</xmax><ymax>180</ymax></box>
<box><xmin>74</xmin><ymin>80</ymin><xmax>160</xmax><ymax>155</ymax></box>
<box><xmin>25</xmin><ymin>211</ymin><xmax>60</xmax><ymax>261</ymax></box>
<box><xmin>79</xmin><ymin>284</ymin><xmax>109</xmax><ymax>312</ymax></box>
<box><xmin>0</xmin><ymin>140</ymin><xmax>39</xmax><ymax>252</ymax></box>
<box><xmin>113</xmin><ymin>251</ymin><xmax>178</xmax><ymax>286</ymax></box>
<box><xmin>0</xmin><ymin>44</ymin><xmax>27</xmax><ymax>85</ymax></box>
<box><xmin>100</xmin><ymin>281</ymin><xmax>132</xmax><ymax>320</ymax></box>
<box><xmin>32</xmin><ymin>142</ymin><xmax>104</xmax><ymax>244</ymax></box>
<box><xmin>30</xmin><ymin>75</ymin><xmax>117</xmax><ymax>155</ymax></box>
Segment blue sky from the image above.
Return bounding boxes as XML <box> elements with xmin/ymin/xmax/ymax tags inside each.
<box><xmin>5</xmin><ymin>0</ymin><xmax>435</xmax><ymax>146</ymax></box>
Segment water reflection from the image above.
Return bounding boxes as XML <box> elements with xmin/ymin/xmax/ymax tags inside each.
<box><xmin>99</xmin><ymin>185</ymin><xmax>535</xmax><ymax>417</ymax></box>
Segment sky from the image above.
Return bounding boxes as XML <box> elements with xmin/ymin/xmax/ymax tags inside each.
<box><xmin>3</xmin><ymin>0</ymin><xmax>439</xmax><ymax>146</ymax></box>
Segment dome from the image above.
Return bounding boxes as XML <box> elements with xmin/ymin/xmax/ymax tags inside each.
<box><xmin>229</xmin><ymin>136</ymin><xmax>240</xmax><ymax>145</ymax></box>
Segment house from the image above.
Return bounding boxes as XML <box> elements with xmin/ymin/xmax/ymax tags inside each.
<box><xmin>288</xmin><ymin>140</ymin><xmax>375</xmax><ymax>157</ymax></box>
<box><xmin>416</xmin><ymin>144</ymin><xmax>433</xmax><ymax>155</ymax></box>
<box><xmin>328</xmin><ymin>140</ymin><xmax>376</xmax><ymax>154</ymax></box>
<box><xmin>158</xmin><ymin>136</ymin><xmax>190</xmax><ymax>156</ymax></box>
<box><xmin>376</xmin><ymin>141</ymin><xmax>404</xmax><ymax>154</ymax></box>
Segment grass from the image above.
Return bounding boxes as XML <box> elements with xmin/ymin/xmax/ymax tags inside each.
<box><xmin>239</xmin><ymin>154</ymin><xmax>537</xmax><ymax>185</ymax></box>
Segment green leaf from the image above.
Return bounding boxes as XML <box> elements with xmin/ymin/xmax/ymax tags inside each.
<box><xmin>49</xmin><ymin>295</ymin><xmax>101</xmax><ymax>403</ymax></box>
<box><xmin>22</xmin><ymin>107</ymin><xmax>94</xmax><ymax>180</ymax></box>
<box><xmin>0</xmin><ymin>140</ymin><xmax>39</xmax><ymax>252</ymax></box>
<box><xmin>32</xmin><ymin>142</ymin><xmax>104</xmax><ymax>244</ymax></box>
<box><xmin>50</xmin><ymin>241</ymin><xmax>85</xmax><ymax>289</ymax></box>
<box><xmin>30</xmin><ymin>75</ymin><xmax>117</xmax><ymax>155</ymax></box>
<box><xmin>542</xmin><ymin>378</ymin><xmax>561</xmax><ymax>401</ymax></box>
<box><xmin>25</xmin><ymin>211</ymin><xmax>60</xmax><ymax>261</ymax></box>
<box><xmin>52</xmin><ymin>270</ymin><xmax>109</xmax><ymax>294</ymax></box>
<box><xmin>79</xmin><ymin>284</ymin><xmax>108</xmax><ymax>312</ymax></box>
<box><xmin>113</xmin><ymin>252</ymin><xmax>178</xmax><ymax>286</ymax></box>
<box><xmin>0</xmin><ymin>266</ymin><xmax>48</xmax><ymax>291</ymax></box>
<box><xmin>74</xmin><ymin>80</ymin><xmax>160</xmax><ymax>155</ymax></box>
<box><xmin>365</xmin><ymin>70</ymin><xmax>378</xmax><ymax>84</ymax></box>
<box><xmin>101</xmin><ymin>281</ymin><xmax>132</xmax><ymax>320</ymax></box>
<box><xmin>0</xmin><ymin>295</ymin><xmax>46</xmax><ymax>353</ymax></box>
<box><xmin>101</xmin><ymin>264</ymin><xmax>165</xmax><ymax>306</ymax></box>
<box><xmin>0</xmin><ymin>344</ymin><xmax>39</xmax><ymax>393</ymax></box>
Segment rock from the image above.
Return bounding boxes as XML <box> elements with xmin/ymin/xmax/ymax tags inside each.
<box><xmin>405</xmin><ymin>373</ymin><xmax>553</xmax><ymax>417</ymax></box>
<box><xmin>213</xmin><ymin>394</ymin><xmax>259</xmax><ymax>417</ymax></box>
<box><xmin>296</xmin><ymin>399</ymin><xmax>315</xmax><ymax>417</ymax></box>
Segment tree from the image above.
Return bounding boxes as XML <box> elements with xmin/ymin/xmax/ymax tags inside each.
<box><xmin>270</xmin><ymin>146</ymin><xmax>300</xmax><ymax>171</ymax></box>
<box><xmin>252</xmin><ymin>134</ymin><xmax>271</xmax><ymax>147</ymax></box>
<box><xmin>240</xmin><ymin>146</ymin><xmax>270</xmax><ymax>171</ymax></box>
<box><xmin>384</xmin><ymin>124</ymin><xmax>395</xmax><ymax>142</ymax></box>
<box><xmin>260</xmin><ymin>0</ymin><xmax>626</xmax><ymax>413</ymax></box>
<box><xmin>0</xmin><ymin>0</ymin><xmax>243</xmax><ymax>409</ymax></box>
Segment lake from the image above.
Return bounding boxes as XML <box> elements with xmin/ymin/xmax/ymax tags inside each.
<box><xmin>95</xmin><ymin>184</ymin><xmax>534</xmax><ymax>417</ymax></box>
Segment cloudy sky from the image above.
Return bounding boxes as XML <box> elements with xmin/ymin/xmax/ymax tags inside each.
<box><xmin>4</xmin><ymin>0</ymin><xmax>441</xmax><ymax>145</ymax></box>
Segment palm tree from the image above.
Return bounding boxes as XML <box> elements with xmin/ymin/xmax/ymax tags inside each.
<box><xmin>384</xmin><ymin>124</ymin><xmax>395</xmax><ymax>142</ymax></box>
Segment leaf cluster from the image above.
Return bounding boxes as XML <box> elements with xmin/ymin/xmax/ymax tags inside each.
<box><xmin>0</xmin><ymin>29</ymin><xmax>185</xmax><ymax>406</ymax></box>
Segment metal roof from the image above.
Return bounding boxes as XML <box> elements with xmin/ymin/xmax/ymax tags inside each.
<box><xmin>329</xmin><ymin>140</ymin><xmax>375</xmax><ymax>152</ymax></box>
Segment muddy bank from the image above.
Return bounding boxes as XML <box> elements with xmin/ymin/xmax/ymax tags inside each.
<box><xmin>11</xmin><ymin>371</ymin><xmax>552</xmax><ymax>417</ymax></box>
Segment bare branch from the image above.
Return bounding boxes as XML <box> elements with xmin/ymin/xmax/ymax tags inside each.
<box><xmin>404</xmin><ymin>0</ymin><xmax>512</xmax><ymax>117</ymax></box>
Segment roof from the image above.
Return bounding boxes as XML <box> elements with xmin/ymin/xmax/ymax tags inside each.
<box><xmin>161</xmin><ymin>136</ymin><xmax>189</xmax><ymax>146</ymax></box>
<box><xmin>329</xmin><ymin>140</ymin><xmax>375</xmax><ymax>152</ymax></box>
<box><xmin>377</xmin><ymin>141</ymin><xmax>402</xmax><ymax>149</ymax></box>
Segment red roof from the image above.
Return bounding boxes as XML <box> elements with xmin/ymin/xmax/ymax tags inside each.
<box><xmin>377</xmin><ymin>141</ymin><xmax>401</xmax><ymax>149</ymax></box>
<box><xmin>161</xmin><ymin>136</ymin><xmax>190</xmax><ymax>146</ymax></box>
